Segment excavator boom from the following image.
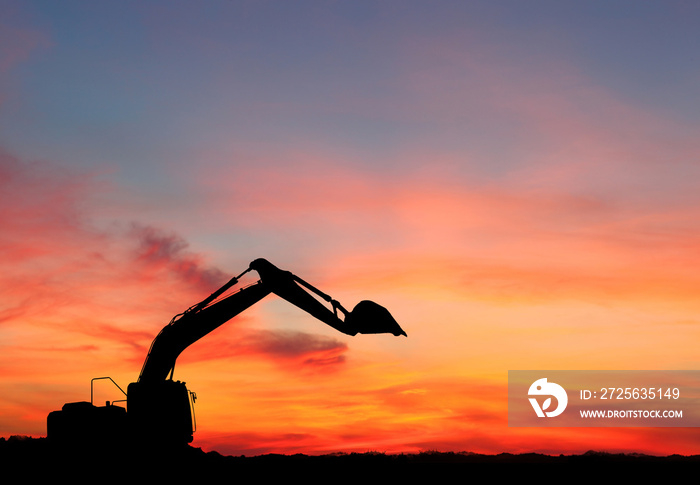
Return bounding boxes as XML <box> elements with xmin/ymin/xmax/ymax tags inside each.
<box><xmin>139</xmin><ymin>258</ymin><xmax>405</xmax><ymax>383</ymax></box>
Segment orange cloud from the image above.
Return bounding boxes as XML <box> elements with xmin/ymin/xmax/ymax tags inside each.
<box><xmin>194</xmin><ymin>152</ymin><xmax>700</xmax><ymax>312</ymax></box>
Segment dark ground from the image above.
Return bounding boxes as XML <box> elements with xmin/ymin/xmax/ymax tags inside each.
<box><xmin>2</xmin><ymin>435</ymin><xmax>698</xmax><ymax>476</ymax></box>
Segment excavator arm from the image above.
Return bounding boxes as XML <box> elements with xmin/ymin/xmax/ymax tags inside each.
<box><xmin>138</xmin><ymin>258</ymin><xmax>406</xmax><ymax>383</ymax></box>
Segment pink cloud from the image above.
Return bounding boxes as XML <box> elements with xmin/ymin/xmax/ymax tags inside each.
<box><xmin>180</xmin><ymin>328</ymin><xmax>348</xmax><ymax>371</ymax></box>
<box><xmin>129</xmin><ymin>223</ymin><xmax>227</xmax><ymax>289</ymax></box>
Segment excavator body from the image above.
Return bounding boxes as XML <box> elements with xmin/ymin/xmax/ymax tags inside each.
<box><xmin>47</xmin><ymin>400</ymin><xmax>128</xmax><ymax>448</ymax></box>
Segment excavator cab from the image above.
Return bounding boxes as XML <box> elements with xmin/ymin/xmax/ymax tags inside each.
<box><xmin>127</xmin><ymin>380</ymin><xmax>195</xmax><ymax>446</ymax></box>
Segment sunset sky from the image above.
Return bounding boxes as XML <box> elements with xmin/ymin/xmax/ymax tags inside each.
<box><xmin>2</xmin><ymin>1</ymin><xmax>700</xmax><ymax>456</ymax></box>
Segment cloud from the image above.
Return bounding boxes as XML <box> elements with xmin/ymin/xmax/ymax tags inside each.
<box><xmin>0</xmin><ymin>149</ymin><xmax>224</xmax><ymax>308</ymax></box>
<box><xmin>0</xmin><ymin>151</ymin><xmax>90</xmax><ymax>260</ymax></box>
<box><xmin>129</xmin><ymin>223</ymin><xmax>227</xmax><ymax>290</ymax></box>
<box><xmin>180</xmin><ymin>328</ymin><xmax>348</xmax><ymax>371</ymax></box>
<box><xmin>238</xmin><ymin>329</ymin><xmax>348</xmax><ymax>367</ymax></box>
<box><xmin>194</xmin><ymin>151</ymin><xmax>700</xmax><ymax>307</ymax></box>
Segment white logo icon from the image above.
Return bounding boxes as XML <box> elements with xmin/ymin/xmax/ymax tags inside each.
<box><xmin>528</xmin><ymin>378</ymin><xmax>568</xmax><ymax>417</ymax></box>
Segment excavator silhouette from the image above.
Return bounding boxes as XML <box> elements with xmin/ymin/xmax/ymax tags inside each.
<box><xmin>47</xmin><ymin>258</ymin><xmax>406</xmax><ymax>449</ymax></box>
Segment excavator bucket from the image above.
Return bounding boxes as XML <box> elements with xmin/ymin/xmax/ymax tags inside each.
<box><xmin>346</xmin><ymin>300</ymin><xmax>407</xmax><ymax>336</ymax></box>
